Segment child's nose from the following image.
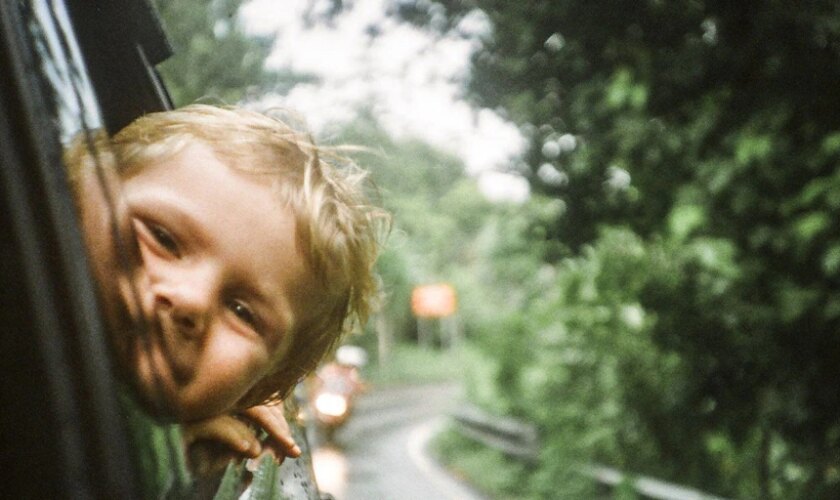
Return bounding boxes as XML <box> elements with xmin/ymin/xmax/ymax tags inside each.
<box><xmin>169</xmin><ymin>298</ymin><xmax>204</xmax><ymax>336</ymax></box>
<box><xmin>144</xmin><ymin>268</ymin><xmax>216</xmax><ymax>339</ymax></box>
<box><xmin>160</xmin><ymin>285</ymin><xmax>211</xmax><ymax>338</ymax></box>
<box><xmin>157</xmin><ymin>293</ymin><xmax>204</xmax><ymax>336</ymax></box>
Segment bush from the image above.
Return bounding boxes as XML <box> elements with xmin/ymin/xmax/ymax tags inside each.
<box><xmin>460</xmin><ymin>226</ymin><xmax>796</xmax><ymax>498</ymax></box>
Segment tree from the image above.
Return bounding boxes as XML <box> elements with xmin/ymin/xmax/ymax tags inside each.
<box><xmin>329</xmin><ymin>115</ymin><xmax>482</xmax><ymax>346</ymax></box>
<box><xmin>395</xmin><ymin>2</ymin><xmax>840</xmax><ymax>497</ymax></box>
<box><xmin>152</xmin><ymin>0</ymin><xmax>309</xmax><ymax>106</ymax></box>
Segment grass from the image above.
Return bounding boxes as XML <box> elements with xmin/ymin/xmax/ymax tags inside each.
<box><xmin>362</xmin><ymin>342</ymin><xmax>467</xmax><ymax>387</ymax></box>
<box><xmin>430</xmin><ymin>425</ymin><xmax>531</xmax><ymax>499</ymax></box>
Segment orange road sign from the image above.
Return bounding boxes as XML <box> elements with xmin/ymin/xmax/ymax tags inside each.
<box><xmin>411</xmin><ymin>284</ymin><xmax>457</xmax><ymax>318</ymax></box>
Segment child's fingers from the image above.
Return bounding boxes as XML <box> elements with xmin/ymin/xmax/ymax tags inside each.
<box><xmin>182</xmin><ymin>415</ymin><xmax>262</xmax><ymax>458</ymax></box>
<box><xmin>263</xmin><ymin>440</ymin><xmax>289</xmax><ymax>466</ymax></box>
<box><xmin>190</xmin><ymin>444</ymin><xmax>241</xmax><ymax>476</ymax></box>
<box><xmin>242</xmin><ymin>404</ymin><xmax>302</xmax><ymax>458</ymax></box>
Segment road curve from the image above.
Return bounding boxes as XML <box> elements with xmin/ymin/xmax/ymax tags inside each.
<box><xmin>311</xmin><ymin>383</ymin><xmax>487</xmax><ymax>500</ymax></box>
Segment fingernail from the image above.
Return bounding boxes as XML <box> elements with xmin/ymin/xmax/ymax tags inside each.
<box><xmin>242</xmin><ymin>440</ymin><xmax>259</xmax><ymax>455</ymax></box>
<box><xmin>291</xmin><ymin>445</ymin><xmax>301</xmax><ymax>457</ymax></box>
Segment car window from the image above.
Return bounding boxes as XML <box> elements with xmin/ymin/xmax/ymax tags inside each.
<box><xmin>1</xmin><ymin>0</ymin><xmax>191</xmax><ymax>498</ymax></box>
<box><xmin>0</xmin><ymin>2</ymin><xmax>323</xmax><ymax>498</ymax></box>
<box><xmin>0</xmin><ymin>0</ymin><xmax>147</xmax><ymax>498</ymax></box>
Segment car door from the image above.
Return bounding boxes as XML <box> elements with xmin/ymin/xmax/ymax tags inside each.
<box><xmin>0</xmin><ymin>0</ymin><xmax>168</xmax><ymax>497</ymax></box>
<box><xmin>0</xmin><ymin>2</ymin><xmax>324</xmax><ymax>498</ymax></box>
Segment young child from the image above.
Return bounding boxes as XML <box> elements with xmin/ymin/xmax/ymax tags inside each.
<box><xmin>66</xmin><ymin>104</ymin><xmax>385</xmax><ymax>469</ymax></box>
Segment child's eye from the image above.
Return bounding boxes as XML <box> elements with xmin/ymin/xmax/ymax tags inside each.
<box><xmin>228</xmin><ymin>299</ymin><xmax>258</xmax><ymax>328</ymax></box>
<box><xmin>149</xmin><ymin>224</ymin><xmax>179</xmax><ymax>255</ymax></box>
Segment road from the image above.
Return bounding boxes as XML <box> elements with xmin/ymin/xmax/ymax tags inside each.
<box><xmin>310</xmin><ymin>383</ymin><xmax>487</xmax><ymax>500</ymax></box>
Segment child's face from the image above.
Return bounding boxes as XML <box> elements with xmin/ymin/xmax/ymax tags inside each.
<box><xmin>79</xmin><ymin>141</ymin><xmax>317</xmax><ymax>421</ymax></box>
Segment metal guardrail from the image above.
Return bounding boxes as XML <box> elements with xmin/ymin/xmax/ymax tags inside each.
<box><xmin>451</xmin><ymin>405</ymin><xmax>729</xmax><ymax>500</ymax></box>
<box><xmin>451</xmin><ymin>406</ymin><xmax>539</xmax><ymax>462</ymax></box>
<box><xmin>579</xmin><ymin>465</ymin><xmax>729</xmax><ymax>500</ymax></box>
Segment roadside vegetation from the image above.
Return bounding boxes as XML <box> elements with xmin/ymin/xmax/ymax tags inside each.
<box><xmin>432</xmin><ymin>427</ymin><xmax>530</xmax><ymax>500</ymax></box>
<box><xmin>361</xmin><ymin>343</ymin><xmax>467</xmax><ymax>387</ymax></box>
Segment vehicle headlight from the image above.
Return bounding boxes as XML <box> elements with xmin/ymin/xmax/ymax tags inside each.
<box><xmin>315</xmin><ymin>393</ymin><xmax>348</xmax><ymax>417</ymax></box>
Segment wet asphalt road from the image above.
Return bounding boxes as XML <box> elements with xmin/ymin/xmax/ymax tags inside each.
<box><xmin>310</xmin><ymin>383</ymin><xmax>487</xmax><ymax>500</ymax></box>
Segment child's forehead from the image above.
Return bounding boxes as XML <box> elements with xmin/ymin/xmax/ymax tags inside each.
<box><xmin>185</xmin><ymin>135</ymin><xmax>309</xmax><ymax>174</ymax></box>
<box><xmin>123</xmin><ymin>135</ymin><xmax>298</xmax><ymax>183</ymax></box>
<box><xmin>137</xmin><ymin>141</ymin><xmax>280</xmax><ymax>189</ymax></box>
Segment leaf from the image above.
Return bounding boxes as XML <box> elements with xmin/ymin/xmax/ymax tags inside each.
<box><xmin>798</xmin><ymin>177</ymin><xmax>831</xmax><ymax>207</ymax></box>
<box><xmin>821</xmin><ymin>131</ymin><xmax>840</xmax><ymax>155</ymax></box>
<box><xmin>734</xmin><ymin>133</ymin><xmax>773</xmax><ymax>165</ymax></box>
<box><xmin>777</xmin><ymin>284</ymin><xmax>820</xmax><ymax>323</ymax></box>
<box><xmin>793</xmin><ymin>211</ymin><xmax>830</xmax><ymax>244</ymax></box>
<box><xmin>668</xmin><ymin>204</ymin><xmax>706</xmax><ymax>241</ymax></box>
<box><xmin>822</xmin><ymin>244</ymin><xmax>840</xmax><ymax>276</ymax></box>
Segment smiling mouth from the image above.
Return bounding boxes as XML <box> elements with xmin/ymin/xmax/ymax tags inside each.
<box><xmin>123</xmin><ymin>314</ymin><xmax>193</xmax><ymax>421</ymax></box>
<box><xmin>152</xmin><ymin>311</ymin><xmax>197</xmax><ymax>385</ymax></box>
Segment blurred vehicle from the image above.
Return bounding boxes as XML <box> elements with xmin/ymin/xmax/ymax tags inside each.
<box><xmin>310</xmin><ymin>345</ymin><xmax>367</xmax><ymax>444</ymax></box>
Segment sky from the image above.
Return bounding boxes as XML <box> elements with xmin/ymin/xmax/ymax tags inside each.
<box><xmin>240</xmin><ymin>0</ymin><xmax>530</xmax><ymax>203</ymax></box>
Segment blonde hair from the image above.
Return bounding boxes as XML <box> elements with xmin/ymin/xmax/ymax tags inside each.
<box><xmin>103</xmin><ymin>104</ymin><xmax>386</xmax><ymax>405</ymax></box>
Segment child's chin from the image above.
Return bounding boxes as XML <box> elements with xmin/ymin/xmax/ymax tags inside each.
<box><xmin>115</xmin><ymin>337</ymin><xmax>238</xmax><ymax>422</ymax></box>
<box><xmin>129</xmin><ymin>353</ymin><xmax>227</xmax><ymax>422</ymax></box>
<box><xmin>120</xmin><ymin>339</ymin><xmax>181</xmax><ymax>422</ymax></box>
<box><xmin>131</xmin><ymin>383</ymin><xmax>178</xmax><ymax>422</ymax></box>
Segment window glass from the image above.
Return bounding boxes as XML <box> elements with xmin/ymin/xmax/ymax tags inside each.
<box><xmin>17</xmin><ymin>1</ymin><xmax>189</xmax><ymax>498</ymax></box>
<box><xmin>25</xmin><ymin>0</ymin><xmax>102</xmax><ymax>144</ymax></box>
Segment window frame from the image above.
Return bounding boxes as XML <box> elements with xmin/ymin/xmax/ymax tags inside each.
<box><xmin>0</xmin><ymin>1</ymin><xmax>171</xmax><ymax>497</ymax></box>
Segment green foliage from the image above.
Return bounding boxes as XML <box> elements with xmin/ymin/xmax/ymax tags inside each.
<box><xmin>147</xmin><ymin>1</ymin><xmax>840</xmax><ymax>496</ymax></box>
<box><xmin>433</xmin><ymin>216</ymin><xmax>839</xmax><ymax>497</ymax></box>
<box><xmin>333</xmin><ymin>116</ymin><xmax>501</xmax><ymax>344</ymax></box>
<box><xmin>432</xmin><ymin>426</ymin><xmax>531</xmax><ymax>499</ymax></box>
<box><xmin>453</xmin><ymin>225</ymin><xmax>760</xmax><ymax>497</ymax></box>
<box><xmin>363</xmin><ymin>342</ymin><xmax>468</xmax><ymax>386</ymax></box>
<box><xmin>152</xmin><ymin>0</ymin><xmax>311</xmax><ymax>105</ymax></box>
<box><xmin>391</xmin><ymin>2</ymin><xmax>840</xmax><ymax>498</ymax></box>
<box><xmin>373</xmin><ymin>241</ymin><xmax>414</xmax><ymax>330</ymax></box>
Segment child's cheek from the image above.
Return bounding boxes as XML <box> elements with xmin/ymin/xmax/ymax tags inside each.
<box><xmin>76</xmin><ymin>167</ymin><xmax>136</xmax><ymax>333</ymax></box>
<box><xmin>178</xmin><ymin>341</ymin><xmax>272</xmax><ymax>419</ymax></box>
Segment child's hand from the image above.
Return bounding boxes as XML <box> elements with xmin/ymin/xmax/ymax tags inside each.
<box><xmin>241</xmin><ymin>403</ymin><xmax>302</xmax><ymax>460</ymax></box>
<box><xmin>182</xmin><ymin>402</ymin><xmax>301</xmax><ymax>477</ymax></box>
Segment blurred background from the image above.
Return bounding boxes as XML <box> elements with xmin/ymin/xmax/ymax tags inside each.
<box><xmin>151</xmin><ymin>1</ymin><xmax>840</xmax><ymax>498</ymax></box>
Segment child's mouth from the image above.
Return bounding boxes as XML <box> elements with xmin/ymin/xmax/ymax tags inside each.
<box><xmin>152</xmin><ymin>311</ymin><xmax>197</xmax><ymax>386</ymax></box>
<box><xmin>125</xmin><ymin>315</ymin><xmax>196</xmax><ymax>421</ymax></box>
